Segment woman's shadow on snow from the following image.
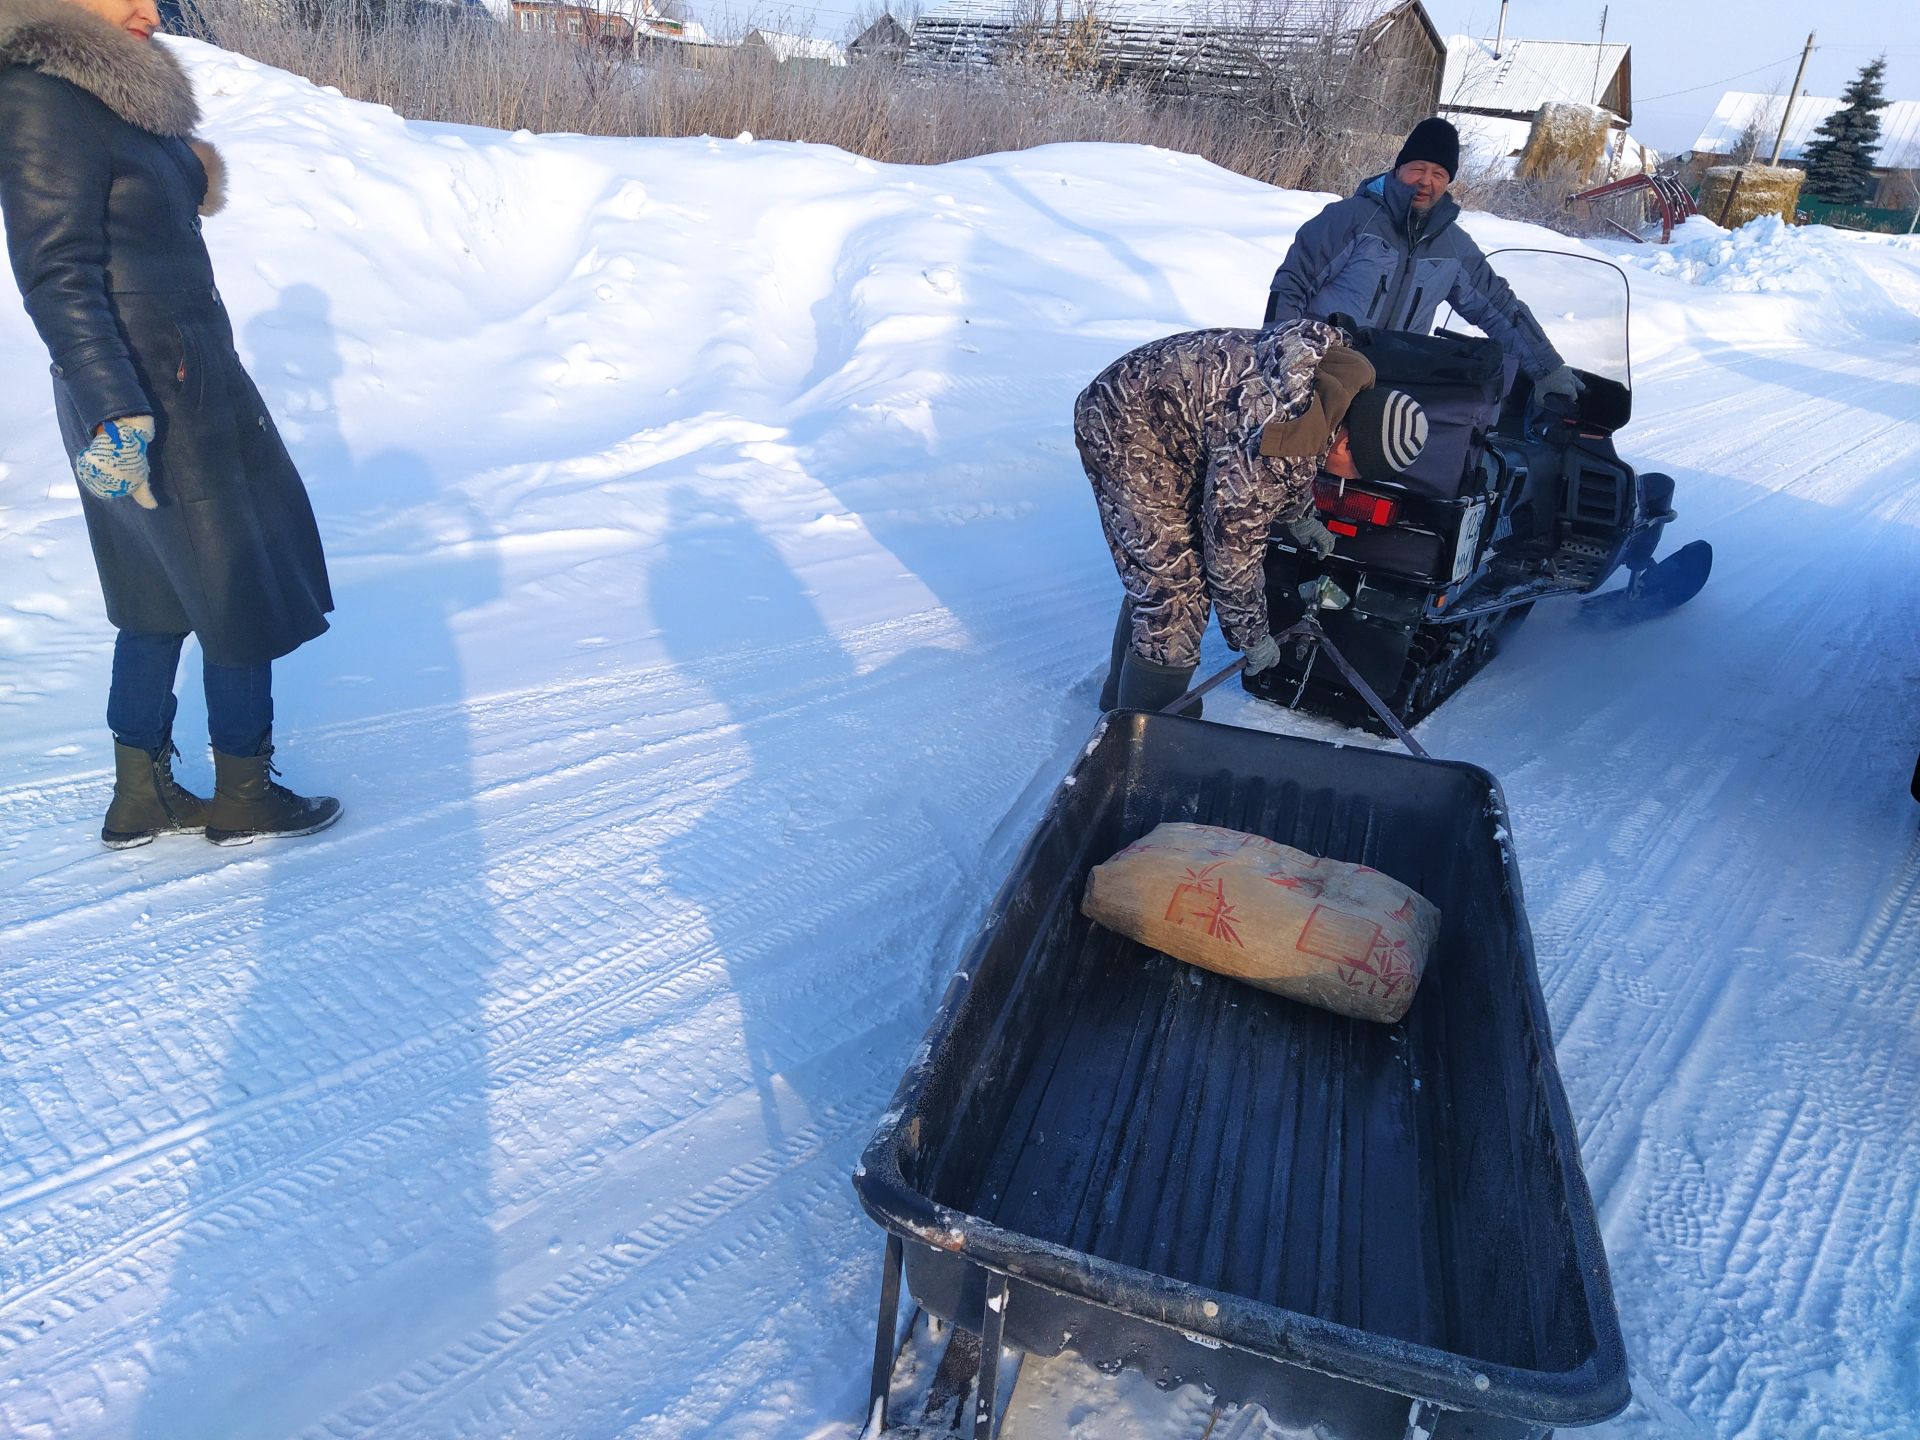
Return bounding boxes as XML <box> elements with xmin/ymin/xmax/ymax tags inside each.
<box><xmin>133</xmin><ymin>295</ymin><xmax>505</xmax><ymax>1437</ymax></box>
<box><xmin>648</xmin><ymin>488</ymin><xmax>857</xmax><ymax>1147</ymax></box>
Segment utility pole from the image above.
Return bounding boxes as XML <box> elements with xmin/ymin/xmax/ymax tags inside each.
<box><xmin>1593</xmin><ymin>6</ymin><xmax>1608</xmax><ymax>106</ymax></box>
<box><xmin>1769</xmin><ymin>31</ymin><xmax>1816</xmax><ymax>165</ymax></box>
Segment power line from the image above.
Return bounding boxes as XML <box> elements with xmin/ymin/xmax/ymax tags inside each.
<box><xmin>1634</xmin><ymin>53</ymin><xmax>1803</xmax><ymax>105</ymax></box>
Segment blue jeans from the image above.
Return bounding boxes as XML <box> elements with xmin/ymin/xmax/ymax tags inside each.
<box><xmin>109</xmin><ymin>631</ymin><xmax>274</xmax><ymax>757</ymax></box>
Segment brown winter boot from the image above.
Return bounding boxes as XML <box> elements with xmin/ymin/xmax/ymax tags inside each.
<box><xmin>103</xmin><ymin>740</ymin><xmax>209</xmax><ymax>849</ymax></box>
<box><xmin>204</xmin><ymin>739</ymin><xmax>342</xmax><ymax>846</ymax></box>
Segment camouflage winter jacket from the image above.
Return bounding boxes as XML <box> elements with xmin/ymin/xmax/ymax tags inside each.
<box><xmin>1074</xmin><ymin>319</ymin><xmax>1344</xmax><ymax>656</ymax></box>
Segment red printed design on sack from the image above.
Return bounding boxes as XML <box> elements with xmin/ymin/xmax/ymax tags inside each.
<box><xmin>1296</xmin><ymin>906</ymin><xmax>1382</xmax><ymax>967</ymax></box>
<box><xmin>1296</xmin><ymin>907</ymin><xmax>1418</xmax><ymax>998</ymax></box>
<box><xmin>1356</xmin><ymin>936</ymin><xmax>1419</xmax><ymax>998</ymax></box>
<box><xmin>1164</xmin><ymin>864</ymin><xmax>1244</xmax><ymax>947</ymax></box>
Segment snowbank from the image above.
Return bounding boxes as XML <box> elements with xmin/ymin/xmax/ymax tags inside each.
<box><xmin>1605</xmin><ymin>213</ymin><xmax>1920</xmax><ymax>348</ymax></box>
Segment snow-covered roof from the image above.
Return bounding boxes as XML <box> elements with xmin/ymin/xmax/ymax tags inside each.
<box><xmin>914</xmin><ymin>0</ymin><xmax>1416</xmax><ymax>34</ymax></box>
<box><xmin>743</xmin><ymin>28</ymin><xmax>847</xmax><ymax>64</ymax></box>
<box><xmin>1692</xmin><ymin>91</ymin><xmax>1920</xmax><ymax>170</ymax></box>
<box><xmin>1441</xmin><ymin>34</ymin><xmax>1630</xmax><ymax>121</ymax></box>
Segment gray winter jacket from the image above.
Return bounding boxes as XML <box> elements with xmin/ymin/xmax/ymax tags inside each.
<box><xmin>1265</xmin><ymin>172</ymin><xmax>1563</xmax><ymax>379</ymax></box>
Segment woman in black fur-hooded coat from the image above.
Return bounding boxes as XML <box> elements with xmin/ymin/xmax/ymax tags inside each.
<box><xmin>0</xmin><ymin>0</ymin><xmax>340</xmax><ymax>846</ymax></box>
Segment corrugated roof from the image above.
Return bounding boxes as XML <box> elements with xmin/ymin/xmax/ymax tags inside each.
<box><xmin>1440</xmin><ymin>34</ymin><xmax>1629</xmax><ymax>120</ymax></box>
<box><xmin>1692</xmin><ymin>90</ymin><xmax>1920</xmax><ymax>170</ymax></box>
<box><xmin>915</xmin><ymin>0</ymin><xmax>1409</xmax><ymax>33</ymax></box>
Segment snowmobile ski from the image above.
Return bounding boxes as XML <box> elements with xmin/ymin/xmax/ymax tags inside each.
<box><xmin>1579</xmin><ymin>540</ymin><xmax>1712</xmax><ymax>627</ymax></box>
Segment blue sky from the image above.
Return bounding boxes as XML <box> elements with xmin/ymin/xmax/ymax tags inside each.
<box><xmin>1419</xmin><ymin>1</ymin><xmax>1916</xmax><ymax>152</ymax></box>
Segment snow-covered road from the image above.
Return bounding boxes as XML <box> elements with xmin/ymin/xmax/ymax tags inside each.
<box><xmin>1</xmin><ymin>41</ymin><xmax>1917</xmax><ymax>1440</ymax></box>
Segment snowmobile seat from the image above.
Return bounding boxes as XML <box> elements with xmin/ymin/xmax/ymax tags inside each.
<box><xmin>1347</xmin><ymin>326</ymin><xmax>1507</xmax><ymax>500</ymax></box>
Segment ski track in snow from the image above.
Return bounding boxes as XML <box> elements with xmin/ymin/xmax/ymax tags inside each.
<box><xmin>2</xmin><ymin>39</ymin><xmax>1919</xmax><ymax>1440</ymax></box>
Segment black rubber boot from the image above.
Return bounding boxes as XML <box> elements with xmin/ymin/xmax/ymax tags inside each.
<box><xmin>102</xmin><ymin>740</ymin><xmax>209</xmax><ymax>849</ymax></box>
<box><xmin>204</xmin><ymin>738</ymin><xmax>342</xmax><ymax>846</ymax></box>
<box><xmin>1117</xmin><ymin>647</ymin><xmax>1199</xmax><ymax>718</ymax></box>
<box><xmin>1096</xmin><ymin>598</ymin><xmax>1135</xmax><ymax>711</ymax></box>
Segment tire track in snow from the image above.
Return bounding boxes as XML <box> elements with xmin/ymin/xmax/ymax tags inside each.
<box><xmin>292</xmin><ymin>1038</ymin><xmax>905</xmax><ymax>1440</ymax></box>
<box><xmin>0</xmin><ymin>584</ymin><xmax>1106</xmax><ymax>1437</ymax></box>
<box><xmin>1419</xmin><ymin>336</ymin><xmax>1920</xmax><ymax>1440</ymax></box>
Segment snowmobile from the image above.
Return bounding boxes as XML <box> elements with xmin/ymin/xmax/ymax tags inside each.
<box><xmin>1246</xmin><ymin>249</ymin><xmax>1712</xmax><ymax>730</ymax></box>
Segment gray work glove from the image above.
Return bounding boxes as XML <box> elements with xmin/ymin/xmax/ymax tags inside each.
<box><xmin>75</xmin><ymin>416</ymin><xmax>158</xmax><ymax>509</ymax></box>
<box><xmin>1287</xmin><ymin>512</ymin><xmax>1336</xmax><ymax>559</ymax></box>
<box><xmin>1243</xmin><ymin>632</ymin><xmax>1282</xmax><ymax>676</ymax></box>
<box><xmin>1535</xmin><ymin>365</ymin><xmax>1585</xmax><ymax>407</ymax></box>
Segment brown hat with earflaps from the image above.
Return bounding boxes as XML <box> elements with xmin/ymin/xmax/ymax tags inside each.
<box><xmin>1259</xmin><ymin>345</ymin><xmax>1376</xmax><ymax>460</ymax></box>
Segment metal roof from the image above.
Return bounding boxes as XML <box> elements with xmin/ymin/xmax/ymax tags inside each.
<box><xmin>1440</xmin><ymin>34</ymin><xmax>1630</xmax><ymax>120</ymax></box>
<box><xmin>1692</xmin><ymin>90</ymin><xmax>1920</xmax><ymax>170</ymax></box>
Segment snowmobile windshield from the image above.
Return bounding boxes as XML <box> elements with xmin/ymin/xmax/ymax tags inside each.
<box><xmin>1438</xmin><ymin>249</ymin><xmax>1632</xmax><ymax>390</ymax></box>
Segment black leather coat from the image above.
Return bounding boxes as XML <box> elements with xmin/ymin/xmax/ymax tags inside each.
<box><xmin>0</xmin><ymin>1</ymin><xmax>331</xmax><ymax>667</ymax></box>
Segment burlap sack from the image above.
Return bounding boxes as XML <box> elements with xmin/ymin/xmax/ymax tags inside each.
<box><xmin>1082</xmin><ymin>822</ymin><xmax>1442</xmax><ymax>1023</ymax></box>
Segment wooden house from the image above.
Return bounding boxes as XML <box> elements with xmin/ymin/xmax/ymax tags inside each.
<box><xmin>906</xmin><ymin>0</ymin><xmax>1442</xmax><ymax>126</ymax></box>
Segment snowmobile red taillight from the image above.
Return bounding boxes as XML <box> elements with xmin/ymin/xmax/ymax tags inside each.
<box><xmin>1314</xmin><ymin>481</ymin><xmax>1400</xmax><ymax>528</ymax></box>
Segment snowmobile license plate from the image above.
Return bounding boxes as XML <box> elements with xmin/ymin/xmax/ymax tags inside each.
<box><xmin>1450</xmin><ymin>498</ymin><xmax>1487</xmax><ymax>584</ymax></box>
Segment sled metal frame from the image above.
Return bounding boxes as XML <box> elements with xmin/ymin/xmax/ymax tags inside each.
<box><xmin>1171</xmin><ymin>619</ymin><xmax>1430</xmax><ymax>759</ymax></box>
<box><xmin>868</xmin><ymin>1236</ymin><xmax>1010</xmax><ymax>1440</ymax></box>
<box><xmin>866</xmin><ymin>1235</ymin><xmax>1449</xmax><ymax>1440</ymax></box>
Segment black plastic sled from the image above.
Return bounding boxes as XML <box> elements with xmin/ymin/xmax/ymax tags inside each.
<box><xmin>853</xmin><ymin>712</ymin><xmax>1629</xmax><ymax>1438</ymax></box>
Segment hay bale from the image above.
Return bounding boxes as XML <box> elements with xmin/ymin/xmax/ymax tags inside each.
<box><xmin>1700</xmin><ymin>164</ymin><xmax>1803</xmax><ymax>226</ymax></box>
<box><xmin>1517</xmin><ymin>101</ymin><xmax>1611</xmax><ymax>183</ymax></box>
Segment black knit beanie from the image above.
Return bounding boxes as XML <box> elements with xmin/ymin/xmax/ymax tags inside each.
<box><xmin>1393</xmin><ymin>117</ymin><xmax>1460</xmax><ymax>179</ymax></box>
<box><xmin>1343</xmin><ymin>388</ymin><xmax>1429</xmax><ymax>480</ymax></box>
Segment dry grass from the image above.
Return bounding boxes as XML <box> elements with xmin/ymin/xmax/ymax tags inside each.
<box><xmin>174</xmin><ymin>0</ymin><xmax>1607</xmax><ymax>231</ymax></box>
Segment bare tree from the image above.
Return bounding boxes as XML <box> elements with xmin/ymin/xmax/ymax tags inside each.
<box><xmin>1731</xmin><ymin>91</ymin><xmax>1783</xmax><ymax>165</ymax></box>
<box><xmin>1891</xmin><ymin>168</ymin><xmax>1920</xmax><ymax>233</ymax></box>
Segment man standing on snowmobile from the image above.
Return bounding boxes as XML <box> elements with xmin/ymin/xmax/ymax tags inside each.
<box><xmin>1078</xmin><ymin>319</ymin><xmax>1428</xmax><ymax>713</ymax></box>
<box><xmin>1263</xmin><ymin>117</ymin><xmax>1585</xmax><ymax>410</ymax></box>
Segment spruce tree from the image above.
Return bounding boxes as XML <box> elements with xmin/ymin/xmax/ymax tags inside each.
<box><xmin>1802</xmin><ymin>56</ymin><xmax>1890</xmax><ymax>205</ymax></box>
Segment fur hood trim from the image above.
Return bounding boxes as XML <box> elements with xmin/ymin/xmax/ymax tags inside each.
<box><xmin>189</xmin><ymin>137</ymin><xmax>225</xmax><ymax>215</ymax></box>
<box><xmin>0</xmin><ymin>0</ymin><xmax>199</xmax><ymax>136</ymax></box>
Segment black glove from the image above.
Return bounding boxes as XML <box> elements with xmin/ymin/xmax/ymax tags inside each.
<box><xmin>1536</xmin><ymin>364</ymin><xmax>1585</xmax><ymax>407</ymax></box>
<box><xmin>1287</xmin><ymin>513</ymin><xmax>1336</xmax><ymax>559</ymax></box>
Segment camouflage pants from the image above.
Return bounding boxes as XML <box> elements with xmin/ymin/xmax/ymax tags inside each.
<box><xmin>1077</xmin><ymin>424</ymin><xmax>1211</xmax><ymax>671</ymax></box>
